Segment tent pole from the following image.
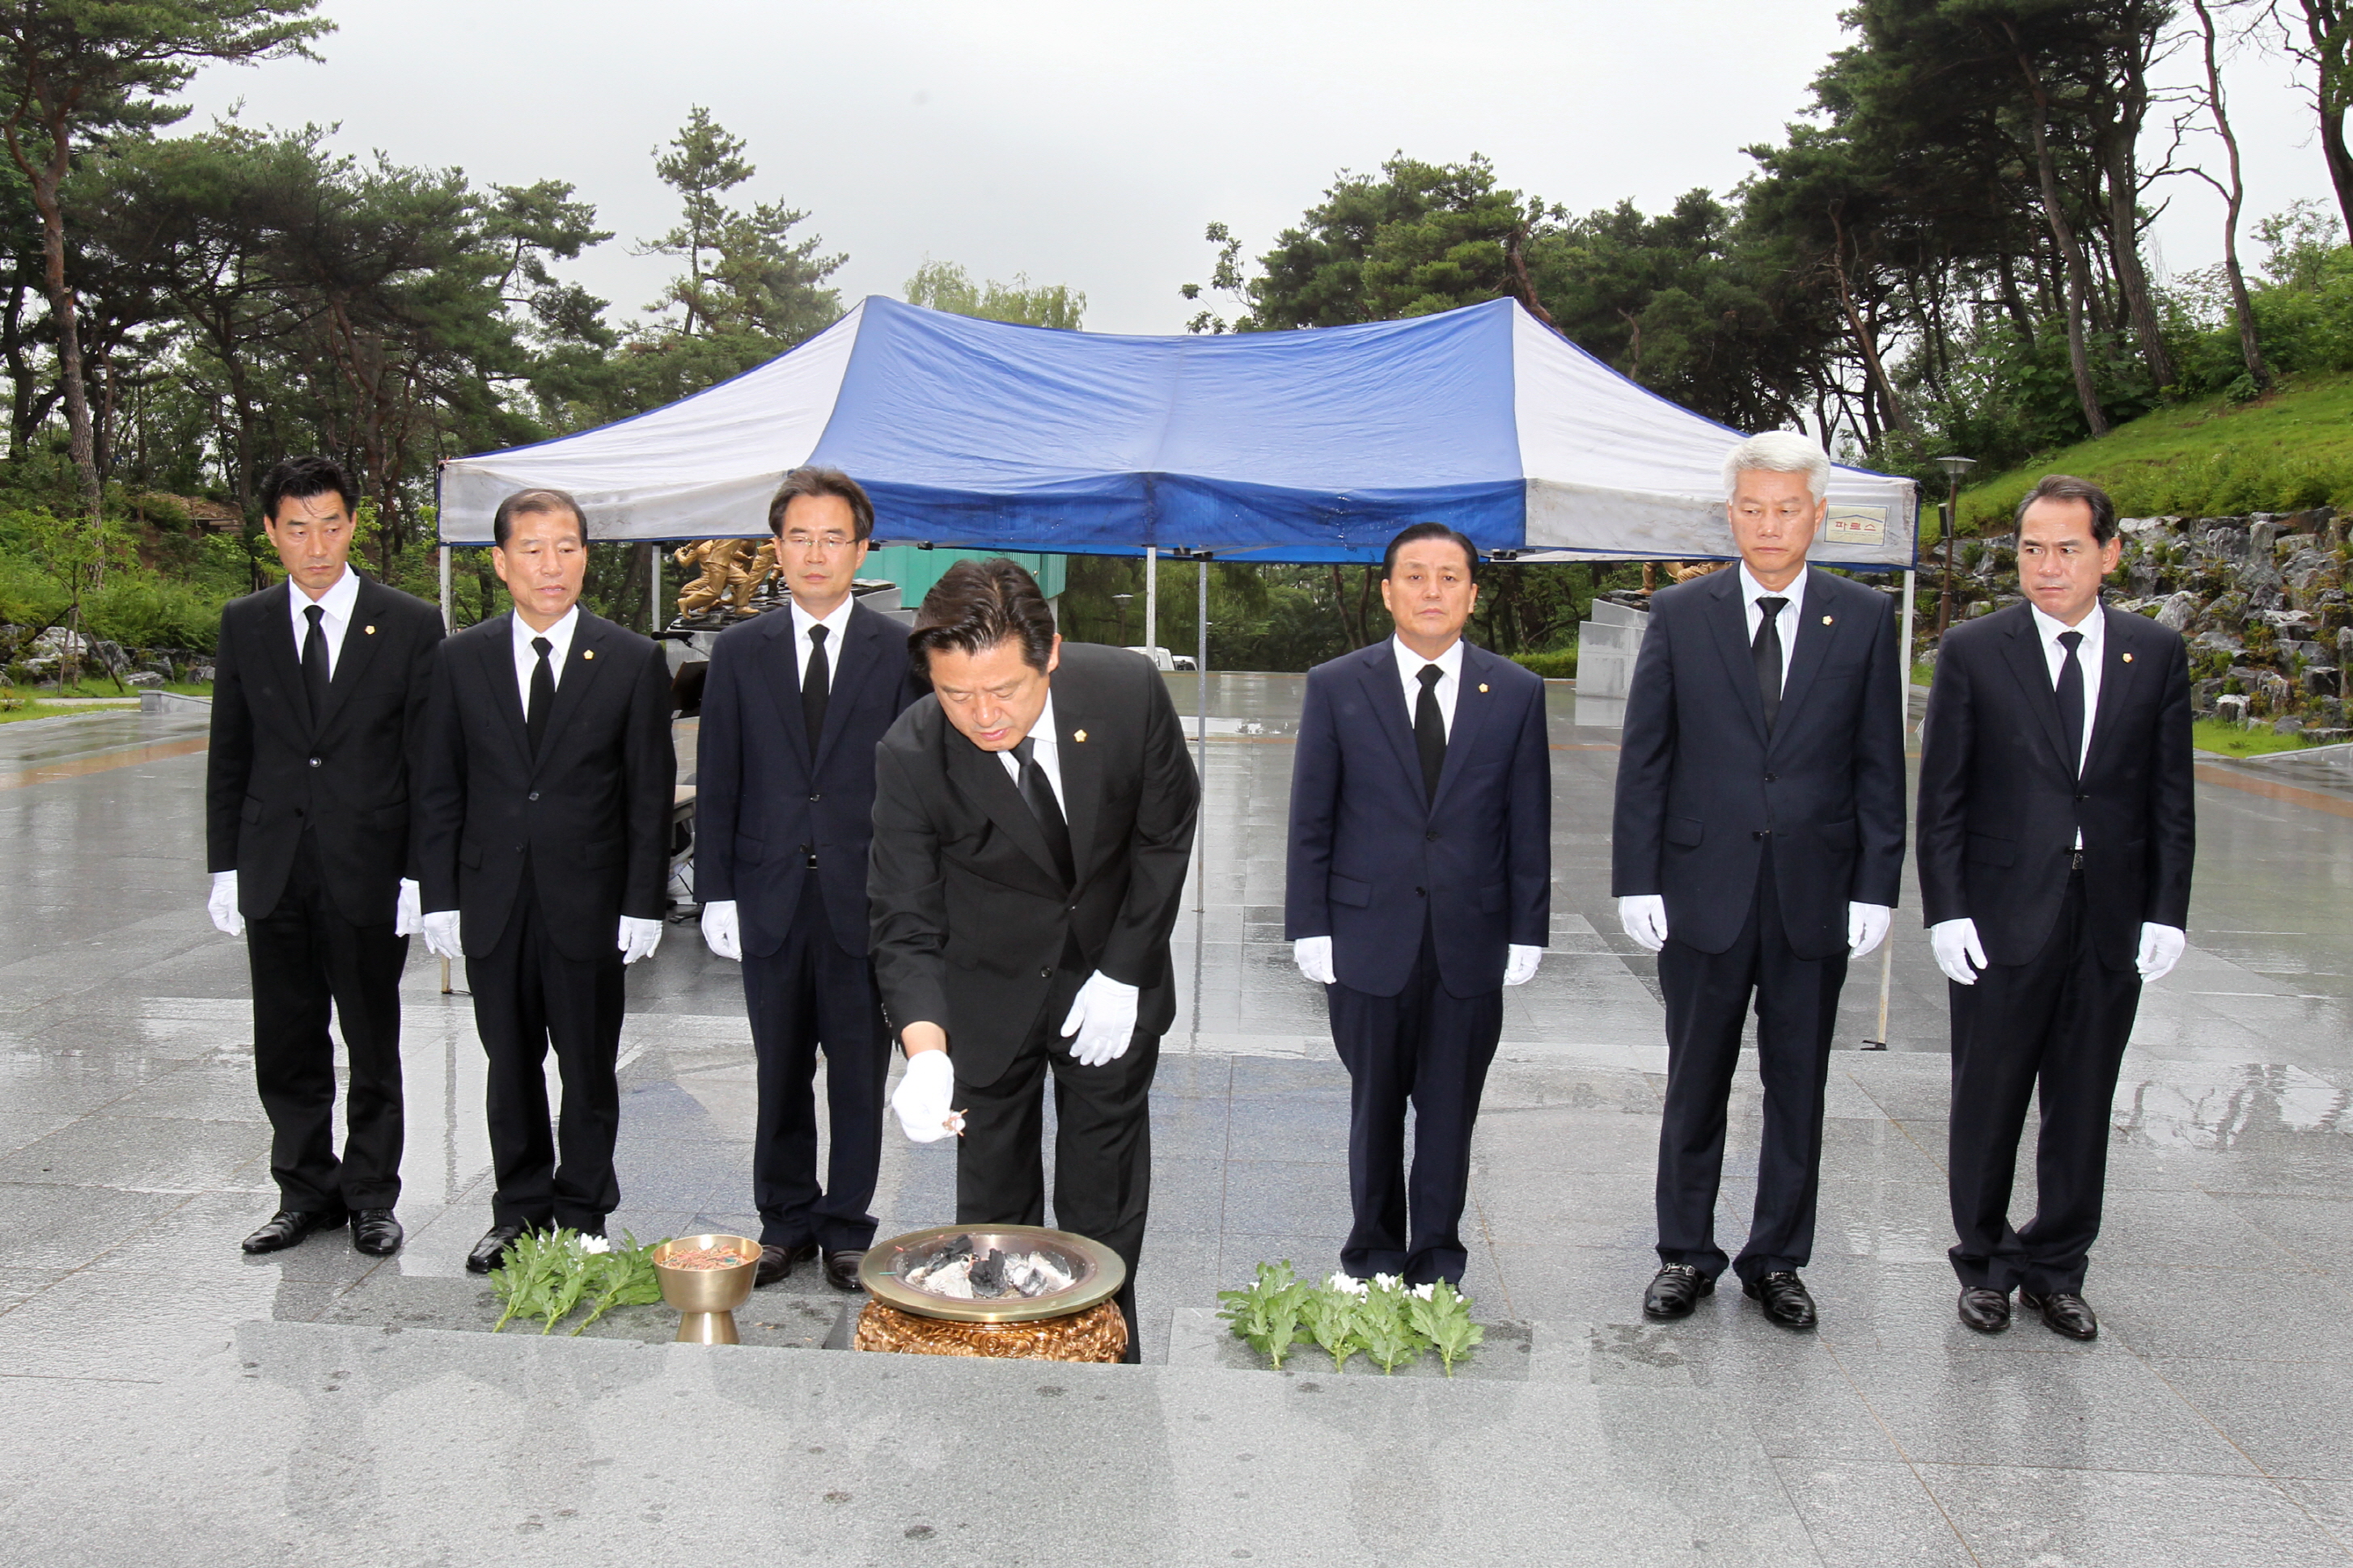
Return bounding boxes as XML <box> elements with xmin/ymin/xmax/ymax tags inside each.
<box><xmin>1196</xmin><ymin>551</ymin><xmax>1209</xmax><ymax>914</ymax></box>
<box><xmin>650</xmin><ymin>543</ymin><xmax>662</xmax><ymax>632</ymax></box>
<box><xmin>1145</xmin><ymin>545</ymin><xmax>1157</xmax><ymax>656</ymax></box>
<box><xmin>438</xmin><ymin>545</ymin><xmax>452</xmax><ymax>632</ymax></box>
<box><xmin>1870</xmin><ymin>564</ymin><xmax>1919</xmax><ymax>1050</ymax></box>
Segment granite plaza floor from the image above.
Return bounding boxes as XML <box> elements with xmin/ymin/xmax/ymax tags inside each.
<box><xmin>0</xmin><ymin>678</ymin><xmax>2349</xmax><ymax>1566</ymax></box>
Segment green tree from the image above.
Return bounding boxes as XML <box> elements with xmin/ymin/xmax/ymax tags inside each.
<box><xmin>904</xmin><ymin>257</ymin><xmax>1084</xmax><ymax>328</ymax></box>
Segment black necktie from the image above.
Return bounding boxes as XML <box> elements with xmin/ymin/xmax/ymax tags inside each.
<box><xmin>526</xmin><ymin>636</ymin><xmax>555</xmax><ymax>757</ymax></box>
<box><xmin>1013</xmin><ymin>736</ymin><xmax>1076</xmax><ymax>886</ymax></box>
<box><xmin>1414</xmin><ymin>663</ymin><xmax>1445</xmax><ymax>803</ymax></box>
<box><xmin>802</xmin><ymin>623</ymin><xmax>829</xmax><ymax>754</ymax></box>
<box><xmin>301</xmin><ymin>603</ymin><xmax>329</xmax><ymax>724</ymax></box>
<box><xmin>1753</xmin><ymin>596</ymin><xmax>1787</xmax><ymax>733</ymax></box>
<box><xmin>2055</xmin><ymin>630</ymin><xmax>2085</xmax><ymax>778</ymax></box>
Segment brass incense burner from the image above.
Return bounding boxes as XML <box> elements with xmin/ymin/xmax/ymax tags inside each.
<box><xmin>651</xmin><ymin>1233</ymin><xmax>759</xmax><ymax>1344</ymax></box>
<box><xmin>855</xmin><ymin>1225</ymin><xmax>1128</xmax><ymax>1362</ymax></box>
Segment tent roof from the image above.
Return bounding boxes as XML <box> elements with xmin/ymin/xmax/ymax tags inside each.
<box><xmin>438</xmin><ymin>295</ymin><xmax>1916</xmax><ymax>568</ymax></box>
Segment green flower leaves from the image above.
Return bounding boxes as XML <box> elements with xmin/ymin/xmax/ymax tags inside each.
<box><xmin>488</xmin><ymin>1229</ymin><xmax>667</xmax><ymax>1335</ymax></box>
<box><xmin>1219</xmin><ymin>1262</ymin><xmax>1484</xmax><ymax>1376</ymax></box>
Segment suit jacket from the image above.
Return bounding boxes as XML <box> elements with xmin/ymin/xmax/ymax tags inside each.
<box><xmin>205</xmin><ymin>576</ymin><xmax>444</xmax><ymax>924</ymax></box>
<box><xmin>867</xmin><ymin>643</ymin><xmax>1200</xmax><ymax>1089</ymax></box>
<box><xmin>413</xmin><ymin>611</ymin><xmax>675</xmax><ymax>964</ymax></box>
<box><xmin>1284</xmin><ymin>640</ymin><xmax>1551</xmax><ymax>997</ymax></box>
<box><xmin>1610</xmin><ymin>566</ymin><xmax>1907</xmax><ymax>959</ymax></box>
<box><xmin>1916</xmin><ymin>601</ymin><xmax>2194</xmax><ymax>970</ymax></box>
<box><xmin>693</xmin><ymin>599</ymin><xmax>921</xmax><ymax>958</ymax></box>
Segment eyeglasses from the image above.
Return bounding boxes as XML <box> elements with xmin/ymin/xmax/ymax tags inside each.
<box><xmin>782</xmin><ymin>532</ymin><xmax>855</xmax><ymax>553</ymax></box>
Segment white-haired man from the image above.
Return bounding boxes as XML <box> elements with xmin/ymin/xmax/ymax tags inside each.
<box><xmin>1610</xmin><ymin>431</ymin><xmax>1907</xmax><ymax>1329</ymax></box>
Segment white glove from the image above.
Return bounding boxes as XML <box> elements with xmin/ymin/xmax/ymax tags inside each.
<box><xmin>394</xmin><ymin>878</ymin><xmax>422</xmax><ymax>936</ymax></box>
<box><xmin>1931</xmin><ymin>918</ymin><xmax>1987</xmax><ymax>986</ymax></box>
<box><xmin>1619</xmin><ymin>894</ymin><xmax>1668</xmax><ymax>953</ymax></box>
<box><xmin>891</xmin><ymin>1048</ymin><xmax>962</xmax><ymax>1143</ymax></box>
<box><xmin>1293</xmin><ymin>935</ymin><xmax>1335</xmax><ymax>986</ymax></box>
<box><xmin>207</xmin><ymin>870</ymin><xmax>244</xmax><ymax>937</ymax></box>
<box><xmin>2136</xmin><ymin>922</ymin><xmax>2186</xmax><ymax>983</ymax></box>
<box><xmin>421</xmin><ymin>909</ymin><xmax>463</xmax><ymax>961</ymax></box>
<box><xmin>1060</xmin><ymin>970</ymin><xmax>1141</xmax><ymax>1067</ymax></box>
<box><xmin>1847</xmin><ymin>902</ymin><xmax>1892</xmax><ymax>958</ymax></box>
<box><xmin>617</xmin><ymin>915</ymin><xmax>663</xmax><ymax>966</ymax></box>
<box><xmin>700</xmin><ymin>899</ymin><xmax>741</xmax><ymax>962</ymax></box>
<box><xmin>1504</xmin><ymin>945</ymin><xmax>1543</xmax><ymax>986</ymax></box>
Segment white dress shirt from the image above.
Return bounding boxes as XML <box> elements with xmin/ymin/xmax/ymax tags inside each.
<box><xmin>1737</xmin><ymin>564</ymin><xmax>1808</xmax><ymax>695</ymax></box>
<box><xmin>510</xmin><ymin>605</ymin><xmax>580</xmax><ymax>719</ymax></box>
<box><xmin>286</xmin><ymin>567</ymin><xmax>361</xmax><ymax>677</ymax></box>
<box><xmin>1390</xmin><ymin>634</ymin><xmax>1465</xmax><ymax>736</ymax></box>
<box><xmin>2027</xmin><ymin>600</ymin><xmax>2105</xmax><ymax>775</ymax></box>
<box><xmin>790</xmin><ymin>594</ymin><xmax>856</xmax><ymax>693</ymax></box>
<box><xmin>997</xmin><ymin>691</ymin><xmax>1065</xmax><ymax>813</ymax></box>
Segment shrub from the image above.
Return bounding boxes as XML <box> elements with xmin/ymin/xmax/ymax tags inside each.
<box><xmin>1513</xmin><ymin>646</ymin><xmax>1577</xmax><ymax>679</ymax></box>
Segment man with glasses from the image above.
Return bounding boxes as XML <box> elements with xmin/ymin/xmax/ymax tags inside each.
<box><xmin>695</xmin><ymin>468</ymin><xmax>921</xmax><ymax>1291</ymax></box>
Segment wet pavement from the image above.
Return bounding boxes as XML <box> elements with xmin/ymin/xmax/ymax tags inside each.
<box><xmin>0</xmin><ymin>685</ymin><xmax>2349</xmax><ymax>1566</ymax></box>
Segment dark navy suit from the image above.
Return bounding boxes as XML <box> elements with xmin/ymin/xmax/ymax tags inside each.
<box><xmin>694</xmin><ymin>600</ymin><xmax>920</xmax><ymax>1250</ymax></box>
<box><xmin>1286</xmin><ymin>638</ymin><xmax>1551</xmax><ymax>1283</ymax></box>
<box><xmin>1611</xmin><ymin>566</ymin><xmax>1906</xmax><ymax>1284</ymax></box>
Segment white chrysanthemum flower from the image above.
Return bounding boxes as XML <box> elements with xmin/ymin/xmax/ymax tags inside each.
<box><xmin>1327</xmin><ymin>1272</ymin><xmax>1369</xmax><ymax>1296</ymax></box>
<box><xmin>1411</xmin><ymin>1283</ymin><xmax>1436</xmax><ymax>1300</ymax></box>
<box><xmin>1371</xmin><ymin>1273</ymin><xmax>1404</xmax><ymax>1291</ymax></box>
<box><xmin>579</xmin><ymin>1236</ymin><xmax>612</xmax><ymax>1255</ymax></box>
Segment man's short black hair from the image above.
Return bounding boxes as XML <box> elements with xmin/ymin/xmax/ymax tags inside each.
<box><xmin>768</xmin><ymin>466</ymin><xmax>875</xmax><ymax>540</ymax></box>
<box><xmin>2015</xmin><ymin>474</ymin><xmax>2118</xmax><ymax>545</ymax></box>
<box><xmin>259</xmin><ymin>455</ymin><xmax>357</xmax><ymax>524</ymax></box>
<box><xmin>492</xmin><ymin>488</ymin><xmax>589</xmax><ymax>548</ymax></box>
<box><xmin>908</xmin><ymin>558</ymin><xmax>1056</xmax><ymax>680</ymax></box>
<box><xmin>1381</xmin><ymin>522</ymin><xmax>1479</xmax><ymax>579</ymax></box>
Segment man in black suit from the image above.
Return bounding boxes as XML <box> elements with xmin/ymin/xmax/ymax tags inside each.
<box><xmin>870</xmin><ymin>559</ymin><xmax>1199</xmax><ymax>1356</ymax></box>
<box><xmin>413</xmin><ymin>489</ymin><xmax>675</xmax><ymax>1272</ymax></box>
<box><xmin>696</xmin><ymin>468</ymin><xmax>921</xmax><ymax>1291</ymax></box>
<box><xmin>1920</xmin><ymin>473</ymin><xmax>2193</xmax><ymax>1342</ymax></box>
<box><xmin>207</xmin><ymin>455</ymin><xmax>444</xmax><ymax>1258</ymax></box>
<box><xmin>1613</xmin><ymin>431</ymin><xmax>1907</xmax><ymax>1329</ymax></box>
<box><xmin>1285</xmin><ymin>523</ymin><xmax>1551</xmax><ymax>1286</ymax></box>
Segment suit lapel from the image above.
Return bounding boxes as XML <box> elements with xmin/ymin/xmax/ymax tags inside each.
<box><xmin>259</xmin><ymin>584</ymin><xmax>315</xmax><ymax>737</ymax></box>
<box><xmin>1053</xmin><ymin>675</ymin><xmax>1103</xmax><ymax>888</ymax></box>
<box><xmin>1355</xmin><ymin>643</ymin><xmax>1428</xmax><ymax>808</ymax></box>
<box><xmin>2082</xmin><ymin>604</ymin><xmax>2142</xmax><ymax>780</ymax></box>
<box><xmin>477</xmin><ymin>614</ymin><xmax>532</xmax><ymax>768</ymax></box>
<box><xmin>311</xmin><ymin>577</ymin><xmax>384</xmax><ymax>738</ymax></box>
<box><xmin>1704</xmin><ymin>569</ymin><xmax>1770</xmax><ymax>745</ymax></box>
<box><xmin>1768</xmin><ymin>570</ymin><xmax>1836</xmax><ymax>750</ymax></box>
<box><xmin>756</xmin><ymin>611</ymin><xmax>815</xmax><ymax>772</ymax></box>
<box><xmin>810</xmin><ymin>606</ymin><xmax>891</xmax><ymax>775</ymax></box>
<box><xmin>946</xmin><ymin>727</ymin><xmax>1064</xmax><ymax>887</ymax></box>
<box><xmin>534</xmin><ymin>611</ymin><xmax>613</xmax><ymax>776</ymax></box>
<box><xmin>1997</xmin><ymin>609</ymin><xmax>2073</xmax><ymax>778</ymax></box>
<box><xmin>1430</xmin><ymin>643</ymin><xmax>1496</xmax><ymax>811</ymax></box>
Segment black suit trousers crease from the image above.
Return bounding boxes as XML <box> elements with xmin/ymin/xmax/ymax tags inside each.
<box><xmin>1947</xmin><ymin>870</ymin><xmax>2141</xmax><ymax>1296</ymax></box>
<box><xmin>745</xmin><ymin>876</ymin><xmax>890</xmax><ymax>1250</ymax></box>
<box><xmin>245</xmin><ymin>829</ymin><xmax>409</xmax><ymax>1211</ymax></box>
<box><xmin>468</xmin><ymin>884</ymin><xmax>625</xmax><ymax>1232</ymax></box>
<box><xmin>1655</xmin><ymin>843</ymin><xmax>1848</xmax><ymax>1284</ymax></box>
<box><xmin>953</xmin><ymin>961</ymin><xmax>1157</xmax><ymax>1340</ymax></box>
<box><xmin>1326</xmin><ymin>919</ymin><xmax>1503</xmax><ymax>1285</ymax></box>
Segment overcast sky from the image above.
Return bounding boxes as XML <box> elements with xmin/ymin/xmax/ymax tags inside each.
<box><xmin>176</xmin><ymin>0</ymin><xmax>2326</xmax><ymax>338</ymax></box>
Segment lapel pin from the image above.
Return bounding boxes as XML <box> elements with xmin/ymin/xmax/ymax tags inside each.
<box><xmin>2122</xmin><ymin>652</ymin><xmax>2133</xmax><ymax>662</ymax></box>
<box><xmin>583</xmin><ymin>649</ymin><xmax>595</xmax><ymax>660</ymax></box>
<box><xmin>363</xmin><ymin>624</ymin><xmax>375</xmax><ymax>635</ymax></box>
<box><xmin>1478</xmin><ymin>683</ymin><xmax>1489</xmax><ymax>693</ymax></box>
<box><xmin>1822</xmin><ymin>615</ymin><xmax>1834</xmax><ymax>625</ymax></box>
<box><xmin>1073</xmin><ymin>729</ymin><xmax>1087</xmax><ymax>742</ymax></box>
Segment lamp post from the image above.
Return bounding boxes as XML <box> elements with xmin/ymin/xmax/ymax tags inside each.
<box><xmin>1934</xmin><ymin>454</ymin><xmax>1976</xmax><ymax>637</ymax></box>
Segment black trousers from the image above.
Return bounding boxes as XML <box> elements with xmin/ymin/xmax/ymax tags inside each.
<box><xmin>743</xmin><ymin>877</ymin><xmax>890</xmax><ymax>1251</ymax></box>
<box><xmin>1325</xmin><ymin>922</ymin><xmax>1503</xmax><ymax>1285</ymax></box>
<box><xmin>1654</xmin><ymin>846</ymin><xmax>1848</xmax><ymax>1284</ymax></box>
<box><xmin>954</xmin><ymin>967</ymin><xmax>1157</xmax><ymax>1354</ymax></box>
<box><xmin>1947</xmin><ymin>871</ymin><xmax>2142</xmax><ymax>1295</ymax></box>
<box><xmin>244</xmin><ymin>830</ymin><xmax>408</xmax><ymax>1211</ymax></box>
<box><xmin>467</xmin><ymin>894</ymin><xmax>625</xmax><ymax>1232</ymax></box>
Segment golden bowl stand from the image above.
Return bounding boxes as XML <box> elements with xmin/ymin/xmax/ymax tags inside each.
<box><xmin>652</xmin><ymin>1233</ymin><xmax>760</xmax><ymax>1345</ymax></box>
<box><xmin>853</xmin><ymin>1299</ymin><xmax>1128</xmax><ymax>1362</ymax></box>
<box><xmin>853</xmin><ymin>1224</ymin><xmax>1129</xmax><ymax>1363</ymax></box>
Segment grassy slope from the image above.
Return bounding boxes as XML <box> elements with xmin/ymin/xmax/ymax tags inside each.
<box><xmin>1949</xmin><ymin>372</ymin><xmax>2353</xmax><ymax>534</ymax></box>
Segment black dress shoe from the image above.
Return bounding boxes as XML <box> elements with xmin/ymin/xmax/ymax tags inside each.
<box><xmin>1957</xmin><ymin>1286</ymin><xmax>2011</xmax><ymax>1333</ymax></box>
<box><xmin>350</xmin><ymin>1209</ymin><xmax>404</xmax><ymax>1257</ymax></box>
<box><xmin>1642</xmin><ymin>1263</ymin><xmax>1715</xmax><ymax>1320</ymax></box>
<box><xmin>241</xmin><ymin>1208</ymin><xmax>348</xmax><ymax>1254</ymax></box>
<box><xmin>1744</xmin><ymin>1270</ymin><xmax>1818</xmax><ymax>1329</ymax></box>
<box><xmin>466</xmin><ymin>1224</ymin><xmax>529</xmax><ymax>1274</ymax></box>
<box><xmin>2018</xmin><ymin>1287</ymin><xmax>2098</xmax><ymax>1341</ymax></box>
<box><xmin>822</xmin><ymin>1248</ymin><xmax>865</xmax><ymax>1292</ymax></box>
<box><xmin>755</xmin><ymin>1242</ymin><xmax>818</xmax><ymax>1287</ymax></box>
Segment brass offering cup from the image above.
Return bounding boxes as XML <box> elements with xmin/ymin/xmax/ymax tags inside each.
<box><xmin>652</xmin><ymin>1233</ymin><xmax>759</xmax><ymax>1345</ymax></box>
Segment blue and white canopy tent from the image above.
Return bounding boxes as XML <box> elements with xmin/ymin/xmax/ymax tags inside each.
<box><xmin>438</xmin><ymin>294</ymin><xmax>1916</xmax><ymax>568</ymax></box>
